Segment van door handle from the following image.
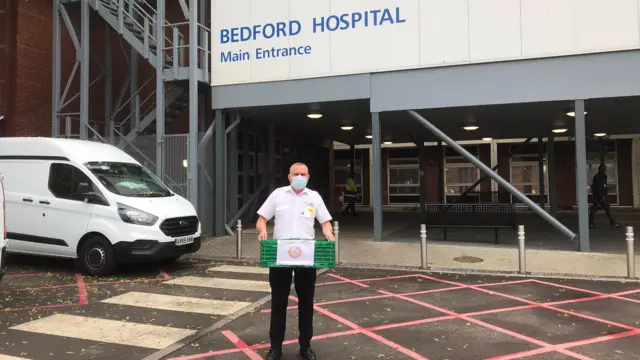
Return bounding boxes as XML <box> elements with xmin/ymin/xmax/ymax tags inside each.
<box><xmin>22</xmin><ymin>198</ymin><xmax>33</xmax><ymax>203</ymax></box>
<box><xmin>39</xmin><ymin>200</ymin><xmax>50</xmax><ymax>205</ymax></box>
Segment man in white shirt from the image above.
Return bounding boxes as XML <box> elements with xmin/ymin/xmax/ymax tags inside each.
<box><xmin>257</xmin><ymin>162</ymin><xmax>335</xmax><ymax>360</ymax></box>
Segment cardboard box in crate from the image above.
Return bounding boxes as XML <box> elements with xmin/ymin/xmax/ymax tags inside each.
<box><xmin>259</xmin><ymin>239</ymin><xmax>335</xmax><ymax>268</ymax></box>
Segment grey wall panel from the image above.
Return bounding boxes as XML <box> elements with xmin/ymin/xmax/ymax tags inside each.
<box><xmin>370</xmin><ymin>50</ymin><xmax>640</xmax><ymax>112</ymax></box>
<box><xmin>211</xmin><ymin>74</ymin><xmax>371</xmax><ymax>109</ymax></box>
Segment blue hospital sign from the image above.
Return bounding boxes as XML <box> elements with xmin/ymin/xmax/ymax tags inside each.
<box><xmin>218</xmin><ymin>8</ymin><xmax>406</xmax><ymax>63</ymax></box>
<box><xmin>211</xmin><ymin>0</ymin><xmax>640</xmax><ymax>86</ymax></box>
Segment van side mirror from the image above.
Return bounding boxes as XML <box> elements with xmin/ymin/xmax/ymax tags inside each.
<box><xmin>77</xmin><ymin>182</ymin><xmax>91</xmax><ymax>195</ymax></box>
<box><xmin>77</xmin><ymin>182</ymin><xmax>107</xmax><ymax>205</ymax></box>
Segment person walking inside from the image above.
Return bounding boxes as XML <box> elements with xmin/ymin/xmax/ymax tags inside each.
<box><xmin>589</xmin><ymin>165</ymin><xmax>619</xmax><ymax>229</ymax></box>
<box><xmin>256</xmin><ymin>162</ymin><xmax>335</xmax><ymax>360</ymax></box>
<box><xmin>342</xmin><ymin>173</ymin><xmax>358</xmax><ymax>217</ymax></box>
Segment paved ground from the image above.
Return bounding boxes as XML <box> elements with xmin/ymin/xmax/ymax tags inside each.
<box><xmin>0</xmin><ymin>255</ymin><xmax>639</xmax><ymax>359</ymax></box>
<box><xmin>166</xmin><ymin>269</ymin><xmax>640</xmax><ymax>360</ymax></box>
<box><xmin>0</xmin><ymin>255</ymin><xmax>272</xmax><ymax>360</ymax></box>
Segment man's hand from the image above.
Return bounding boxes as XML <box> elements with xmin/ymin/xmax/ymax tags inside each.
<box><xmin>256</xmin><ymin>216</ymin><xmax>268</xmax><ymax>241</ymax></box>
<box><xmin>321</xmin><ymin>221</ymin><xmax>335</xmax><ymax>241</ymax></box>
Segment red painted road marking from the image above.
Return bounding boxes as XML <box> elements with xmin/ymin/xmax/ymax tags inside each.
<box><xmin>415</xmin><ymin>274</ymin><xmax>639</xmax><ymax>331</ymax></box>
<box><xmin>263</xmin><ymin>277</ymin><xmax>533</xmax><ymax>313</ymax></box>
<box><xmin>378</xmin><ymin>289</ymin><xmax>591</xmax><ymax>359</ymax></box>
<box><xmin>5</xmin><ymin>272</ymin><xmax>47</xmax><ymax>278</ymax></box>
<box><xmin>220</xmin><ymin>330</ymin><xmax>262</xmax><ymax>360</ymax></box>
<box><xmin>159</xmin><ymin>270</ymin><xmax>172</xmax><ymax>280</ymax></box>
<box><xmin>531</xmin><ymin>279</ymin><xmax>640</xmax><ymax>305</ymax></box>
<box><xmin>325</xmin><ymin>273</ymin><xmax>369</xmax><ymax>288</ymax></box>
<box><xmin>486</xmin><ymin>330</ymin><xmax>640</xmax><ymax>360</ymax></box>
<box><xmin>316</xmin><ymin>273</ymin><xmax>418</xmax><ymax>286</ymax></box>
<box><xmin>289</xmin><ymin>295</ymin><xmax>429</xmax><ymax>360</ymax></box>
<box><xmin>75</xmin><ymin>273</ymin><xmax>89</xmax><ymax>305</ymax></box>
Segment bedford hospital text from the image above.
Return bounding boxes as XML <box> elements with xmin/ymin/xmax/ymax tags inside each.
<box><xmin>219</xmin><ymin>7</ymin><xmax>406</xmax><ymax>63</ymax></box>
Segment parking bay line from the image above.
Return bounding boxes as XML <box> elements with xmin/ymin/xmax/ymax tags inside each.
<box><xmin>163</xmin><ymin>276</ymin><xmax>271</xmax><ymax>292</ymax></box>
<box><xmin>206</xmin><ymin>265</ymin><xmax>269</xmax><ymax>275</ymax></box>
<box><xmin>10</xmin><ymin>314</ymin><xmax>196</xmax><ymax>350</ymax></box>
<box><xmin>100</xmin><ymin>291</ymin><xmax>253</xmax><ymax>315</ymax></box>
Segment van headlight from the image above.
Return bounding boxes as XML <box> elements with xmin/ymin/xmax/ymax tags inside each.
<box><xmin>117</xmin><ymin>203</ymin><xmax>158</xmax><ymax>226</ymax></box>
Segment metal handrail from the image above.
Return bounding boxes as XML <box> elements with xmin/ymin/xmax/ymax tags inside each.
<box><xmin>110</xmin><ymin>76</ymin><xmax>154</xmax><ymax>120</ymax></box>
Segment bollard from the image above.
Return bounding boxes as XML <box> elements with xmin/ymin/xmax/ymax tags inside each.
<box><xmin>236</xmin><ymin>219</ymin><xmax>242</xmax><ymax>260</ymax></box>
<box><xmin>518</xmin><ymin>225</ymin><xmax>526</xmax><ymax>275</ymax></box>
<box><xmin>626</xmin><ymin>226</ymin><xmax>635</xmax><ymax>279</ymax></box>
<box><xmin>333</xmin><ymin>221</ymin><xmax>340</xmax><ymax>264</ymax></box>
<box><xmin>420</xmin><ymin>224</ymin><xmax>428</xmax><ymax>269</ymax></box>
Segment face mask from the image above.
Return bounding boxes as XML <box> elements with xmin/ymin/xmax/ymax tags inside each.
<box><xmin>291</xmin><ymin>175</ymin><xmax>308</xmax><ymax>190</ymax></box>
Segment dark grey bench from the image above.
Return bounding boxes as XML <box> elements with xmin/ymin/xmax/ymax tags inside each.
<box><xmin>424</xmin><ymin>203</ymin><xmax>516</xmax><ymax>244</ymax></box>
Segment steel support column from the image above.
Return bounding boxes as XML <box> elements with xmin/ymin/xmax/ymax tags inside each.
<box><xmin>228</xmin><ymin>114</ymin><xmax>239</xmax><ymax>216</ymax></box>
<box><xmin>130</xmin><ymin>47</ymin><xmax>140</xmax><ymax>132</ymax></box>
<box><xmin>155</xmin><ymin>1</ymin><xmax>166</xmax><ymax>179</ymax></box>
<box><xmin>407</xmin><ymin>110</ymin><xmax>577</xmax><ymax>241</ymax></box>
<box><xmin>538</xmin><ymin>137</ymin><xmax>546</xmax><ymax>208</ymax></box>
<box><xmin>105</xmin><ymin>25</ymin><xmax>113</xmax><ymax>143</ymax></box>
<box><xmin>372</xmin><ymin>112</ymin><xmax>383</xmax><ymax>241</ymax></box>
<box><xmin>418</xmin><ymin>141</ymin><xmax>427</xmax><ymax>224</ymax></box>
<box><xmin>79</xmin><ymin>0</ymin><xmax>90</xmax><ymax>140</ymax></box>
<box><xmin>329</xmin><ymin>141</ymin><xmax>336</xmax><ymax>212</ymax></box>
<box><xmin>187</xmin><ymin>0</ymin><xmax>199</xmax><ymax>207</ymax></box>
<box><xmin>548</xmin><ymin>133</ymin><xmax>557</xmax><ymax>217</ymax></box>
<box><xmin>242</xmin><ymin>125</ymin><xmax>250</xmax><ymax>209</ymax></box>
<box><xmin>52</xmin><ymin>0</ymin><xmax>61</xmax><ymax>137</ymax></box>
<box><xmin>437</xmin><ymin>141</ymin><xmax>445</xmax><ymax>203</ymax></box>
<box><xmin>268</xmin><ymin>123</ymin><xmax>276</xmax><ymax>192</ymax></box>
<box><xmin>574</xmin><ymin>99</ymin><xmax>591</xmax><ymax>252</ymax></box>
<box><xmin>214</xmin><ymin>110</ymin><xmax>227</xmax><ymax>236</ymax></box>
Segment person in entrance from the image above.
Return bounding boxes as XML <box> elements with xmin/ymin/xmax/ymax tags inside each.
<box><xmin>341</xmin><ymin>173</ymin><xmax>358</xmax><ymax>217</ymax></box>
<box><xmin>589</xmin><ymin>165</ymin><xmax>620</xmax><ymax>229</ymax></box>
<box><xmin>256</xmin><ymin>162</ymin><xmax>335</xmax><ymax>360</ymax></box>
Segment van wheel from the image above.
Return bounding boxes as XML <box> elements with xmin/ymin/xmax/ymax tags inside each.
<box><xmin>78</xmin><ymin>236</ymin><xmax>116</xmax><ymax>277</ymax></box>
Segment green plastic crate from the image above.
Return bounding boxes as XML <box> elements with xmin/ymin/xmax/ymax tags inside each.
<box><xmin>259</xmin><ymin>239</ymin><xmax>335</xmax><ymax>268</ymax></box>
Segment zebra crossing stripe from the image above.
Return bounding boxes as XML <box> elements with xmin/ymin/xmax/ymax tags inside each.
<box><xmin>164</xmin><ymin>276</ymin><xmax>271</xmax><ymax>292</ymax></box>
<box><xmin>100</xmin><ymin>291</ymin><xmax>252</xmax><ymax>315</ymax></box>
<box><xmin>10</xmin><ymin>314</ymin><xmax>196</xmax><ymax>349</ymax></box>
<box><xmin>206</xmin><ymin>265</ymin><xmax>269</xmax><ymax>274</ymax></box>
<box><xmin>0</xmin><ymin>355</ymin><xmax>31</xmax><ymax>360</ymax></box>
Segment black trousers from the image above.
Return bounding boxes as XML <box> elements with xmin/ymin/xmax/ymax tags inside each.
<box><xmin>589</xmin><ymin>200</ymin><xmax>616</xmax><ymax>226</ymax></box>
<box><xmin>269</xmin><ymin>267</ymin><xmax>317</xmax><ymax>349</ymax></box>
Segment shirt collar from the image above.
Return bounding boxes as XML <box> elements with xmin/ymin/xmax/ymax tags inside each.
<box><xmin>287</xmin><ymin>186</ymin><xmax>309</xmax><ymax>195</ymax></box>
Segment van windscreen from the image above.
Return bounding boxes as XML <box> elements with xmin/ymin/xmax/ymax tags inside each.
<box><xmin>85</xmin><ymin>162</ymin><xmax>173</xmax><ymax>197</ymax></box>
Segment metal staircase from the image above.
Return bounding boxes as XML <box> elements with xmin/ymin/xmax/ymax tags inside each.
<box><xmin>89</xmin><ymin>0</ymin><xmax>184</xmax><ymax>72</ymax></box>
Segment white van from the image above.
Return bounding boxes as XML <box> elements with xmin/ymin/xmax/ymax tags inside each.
<box><xmin>0</xmin><ymin>173</ymin><xmax>7</xmax><ymax>281</ymax></box>
<box><xmin>0</xmin><ymin>137</ymin><xmax>201</xmax><ymax>276</ymax></box>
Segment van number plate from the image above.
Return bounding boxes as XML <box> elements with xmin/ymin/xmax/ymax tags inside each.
<box><xmin>175</xmin><ymin>236</ymin><xmax>194</xmax><ymax>246</ymax></box>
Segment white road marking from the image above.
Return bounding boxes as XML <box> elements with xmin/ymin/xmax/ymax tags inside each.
<box><xmin>10</xmin><ymin>314</ymin><xmax>196</xmax><ymax>349</ymax></box>
<box><xmin>0</xmin><ymin>355</ymin><xmax>32</xmax><ymax>360</ymax></box>
<box><xmin>206</xmin><ymin>265</ymin><xmax>269</xmax><ymax>274</ymax></box>
<box><xmin>164</xmin><ymin>276</ymin><xmax>271</xmax><ymax>292</ymax></box>
<box><xmin>100</xmin><ymin>291</ymin><xmax>252</xmax><ymax>315</ymax></box>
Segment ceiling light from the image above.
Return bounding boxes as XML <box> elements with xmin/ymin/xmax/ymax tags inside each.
<box><xmin>383</xmin><ymin>141</ymin><xmax>393</xmax><ymax>145</ymax></box>
<box><xmin>566</xmin><ymin>111</ymin><xmax>587</xmax><ymax>117</ymax></box>
<box><xmin>594</xmin><ymin>133</ymin><xmax>607</xmax><ymax>137</ymax></box>
<box><xmin>482</xmin><ymin>137</ymin><xmax>493</xmax><ymax>141</ymax></box>
<box><xmin>182</xmin><ymin>159</ymin><xmax>188</xmax><ymax>168</ymax></box>
<box><xmin>341</xmin><ymin>125</ymin><xmax>354</xmax><ymax>131</ymax></box>
<box><xmin>307</xmin><ymin>113</ymin><xmax>323</xmax><ymax>119</ymax></box>
<box><xmin>552</xmin><ymin>128</ymin><xmax>568</xmax><ymax>134</ymax></box>
<box><xmin>463</xmin><ymin>126</ymin><xmax>479</xmax><ymax>131</ymax></box>
<box><xmin>365</xmin><ymin>135</ymin><xmax>372</xmax><ymax>139</ymax></box>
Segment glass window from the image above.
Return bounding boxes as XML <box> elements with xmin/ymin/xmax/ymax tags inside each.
<box><xmin>388</xmin><ymin>157</ymin><xmax>420</xmax><ymax>203</ymax></box>
<box><xmin>85</xmin><ymin>162</ymin><xmax>173</xmax><ymax>197</ymax></box>
<box><xmin>49</xmin><ymin>163</ymin><xmax>99</xmax><ymax>201</ymax></box>
<box><xmin>444</xmin><ymin>146</ymin><xmax>480</xmax><ymax>201</ymax></box>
